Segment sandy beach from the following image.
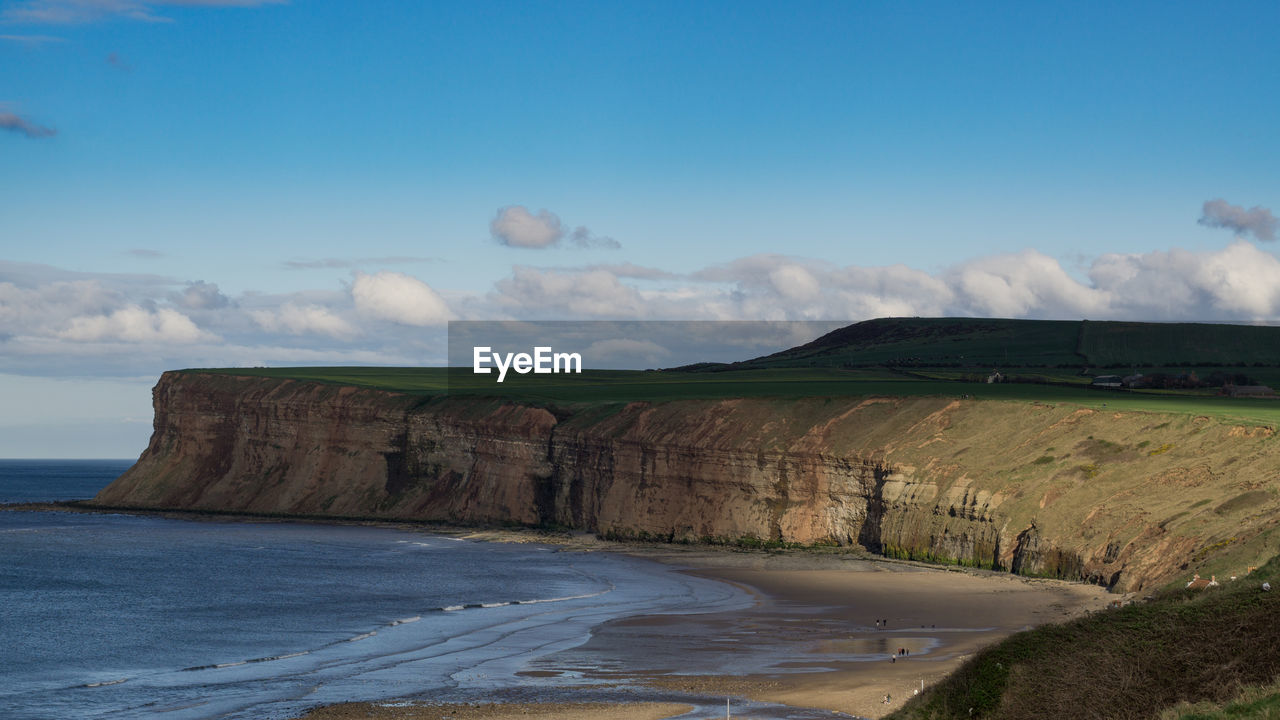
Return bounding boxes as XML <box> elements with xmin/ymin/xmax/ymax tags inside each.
<box><xmin>294</xmin><ymin>539</ymin><xmax>1111</xmax><ymax>720</ymax></box>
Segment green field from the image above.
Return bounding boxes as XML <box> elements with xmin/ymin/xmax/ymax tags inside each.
<box><xmin>188</xmin><ymin>364</ymin><xmax>1280</xmax><ymax>425</ymax></box>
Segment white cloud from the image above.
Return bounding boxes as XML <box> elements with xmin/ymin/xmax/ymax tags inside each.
<box><xmin>249</xmin><ymin>302</ymin><xmax>357</xmax><ymax>339</ymax></box>
<box><xmin>769</xmin><ymin>264</ymin><xmax>821</xmax><ymax>301</ymax></box>
<box><xmin>0</xmin><ymin>264</ymin><xmax>445</xmax><ymax>378</ymax></box>
<box><xmin>351</xmin><ymin>271</ymin><xmax>453</xmax><ymax>326</ymax></box>
<box><xmin>489</xmin><ymin>205</ymin><xmax>620</xmax><ymax>250</ymax></box>
<box><xmin>58</xmin><ymin>305</ymin><xmax>213</xmax><ymax>343</ymax></box>
<box><xmin>171</xmin><ymin>280</ymin><xmax>229</xmax><ymax>310</ymax></box>
<box><xmin>491</xmin><ymin>266</ymin><xmax>646</xmax><ymax>317</ymax></box>
<box><xmin>1091</xmin><ymin>241</ymin><xmax>1280</xmax><ymax>321</ymax></box>
<box><xmin>9</xmin><ymin>238</ymin><xmax>1280</xmax><ymax>382</ymax></box>
<box><xmin>491</xmin><ymin>206</ymin><xmax>564</xmax><ymax>248</ymax></box>
<box><xmin>485</xmin><ymin>242</ymin><xmax>1280</xmax><ymax>325</ymax></box>
<box><xmin>1199</xmin><ymin>199</ymin><xmax>1277</xmax><ymax>242</ymax></box>
<box><xmin>947</xmin><ymin>250</ymin><xmax>1107</xmax><ymax>319</ymax></box>
<box><xmin>0</xmin><ymin>279</ymin><xmax>120</xmax><ymax>331</ymax></box>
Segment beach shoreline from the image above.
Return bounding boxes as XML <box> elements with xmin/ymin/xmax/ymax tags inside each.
<box><xmin>6</xmin><ymin>503</ymin><xmax>1111</xmax><ymax>719</ymax></box>
<box><xmin>291</xmin><ymin>532</ymin><xmax>1112</xmax><ymax>720</ymax></box>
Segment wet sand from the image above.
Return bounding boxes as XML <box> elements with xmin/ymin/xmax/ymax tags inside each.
<box><xmin>536</xmin><ymin>549</ymin><xmax>1110</xmax><ymax>719</ymax></box>
<box><xmin>295</xmin><ymin>543</ymin><xmax>1111</xmax><ymax>720</ymax></box>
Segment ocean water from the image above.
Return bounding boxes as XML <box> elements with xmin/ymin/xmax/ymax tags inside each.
<box><xmin>0</xmin><ymin>460</ymin><xmax>752</xmax><ymax>720</ymax></box>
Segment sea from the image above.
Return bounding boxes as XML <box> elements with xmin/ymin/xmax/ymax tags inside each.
<box><xmin>0</xmin><ymin>460</ymin><xmax>756</xmax><ymax>720</ymax></box>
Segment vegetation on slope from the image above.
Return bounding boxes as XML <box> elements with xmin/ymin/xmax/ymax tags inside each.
<box><xmin>888</xmin><ymin>556</ymin><xmax>1280</xmax><ymax>720</ymax></box>
<box><xmin>1160</xmin><ymin>679</ymin><xmax>1280</xmax><ymax>719</ymax></box>
<box><xmin>739</xmin><ymin>317</ymin><xmax>1280</xmax><ymax>371</ymax></box>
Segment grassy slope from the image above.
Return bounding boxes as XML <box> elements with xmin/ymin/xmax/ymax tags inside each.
<box><xmin>1161</xmin><ymin>679</ymin><xmax>1280</xmax><ymax>719</ymax></box>
<box><xmin>739</xmin><ymin>317</ymin><xmax>1280</xmax><ymax>370</ymax></box>
<box><xmin>888</xmin><ymin>556</ymin><xmax>1280</xmax><ymax>720</ymax></box>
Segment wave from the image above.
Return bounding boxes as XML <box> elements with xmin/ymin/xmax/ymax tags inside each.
<box><xmin>175</xmin><ymin>583</ymin><xmax>614</xmax><ymax>676</ymax></box>
<box><xmin>83</xmin><ymin>678</ymin><xmax>128</xmax><ymax>688</ymax></box>
<box><xmin>0</xmin><ymin>525</ymin><xmax>83</xmax><ymax>534</ymax></box>
<box><xmin>247</xmin><ymin>651</ymin><xmax>309</xmax><ymax>663</ymax></box>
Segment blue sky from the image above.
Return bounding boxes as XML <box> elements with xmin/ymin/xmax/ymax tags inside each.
<box><xmin>2</xmin><ymin>0</ymin><xmax>1278</xmax><ymax>457</ymax></box>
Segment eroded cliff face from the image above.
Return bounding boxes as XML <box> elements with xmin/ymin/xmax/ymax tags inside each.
<box><xmin>95</xmin><ymin>372</ymin><xmax>1280</xmax><ymax>592</ymax></box>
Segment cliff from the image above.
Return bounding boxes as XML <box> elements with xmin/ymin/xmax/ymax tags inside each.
<box><xmin>94</xmin><ymin>372</ymin><xmax>1280</xmax><ymax>592</ymax></box>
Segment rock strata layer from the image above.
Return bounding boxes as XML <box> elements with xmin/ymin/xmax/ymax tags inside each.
<box><xmin>95</xmin><ymin>372</ymin><xmax>1280</xmax><ymax>592</ymax></box>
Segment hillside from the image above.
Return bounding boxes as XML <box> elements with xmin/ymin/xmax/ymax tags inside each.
<box><xmin>723</xmin><ymin>317</ymin><xmax>1280</xmax><ymax>374</ymax></box>
<box><xmin>888</xmin><ymin>554</ymin><xmax>1280</xmax><ymax>720</ymax></box>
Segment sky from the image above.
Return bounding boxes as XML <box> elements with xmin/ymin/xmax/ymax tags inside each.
<box><xmin>2</xmin><ymin>0</ymin><xmax>1279</xmax><ymax>457</ymax></box>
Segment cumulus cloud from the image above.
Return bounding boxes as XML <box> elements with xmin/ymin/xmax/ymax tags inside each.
<box><xmin>1</xmin><ymin>0</ymin><xmax>284</xmax><ymax>24</ymax></box>
<box><xmin>0</xmin><ymin>263</ymin><xmax>451</xmax><ymax>378</ymax></box>
<box><xmin>0</xmin><ymin>111</ymin><xmax>55</xmax><ymax>139</ymax></box>
<box><xmin>171</xmin><ymin>281</ymin><xmax>229</xmax><ymax>310</ymax></box>
<box><xmin>486</xmin><ymin>241</ymin><xmax>1280</xmax><ymax>325</ymax></box>
<box><xmin>351</xmin><ymin>271</ymin><xmax>453</xmax><ymax>326</ymax></box>
<box><xmin>11</xmin><ymin>239</ymin><xmax>1280</xmax><ymax>382</ymax></box>
<box><xmin>249</xmin><ymin>302</ymin><xmax>356</xmax><ymax>339</ymax></box>
<box><xmin>490</xmin><ymin>206</ymin><xmax>564</xmax><ymax>248</ymax></box>
<box><xmin>1199</xmin><ymin>199</ymin><xmax>1277</xmax><ymax>242</ymax></box>
<box><xmin>58</xmin><ymin>305</ymin><xmax>213</xmax><ymax>343</ymax></box>
<box><xmin>0</xmin><ymin>279</ymin><xmax>120</xmax><ymax>330</ymax></box>
<box><xmin>490</xmin><ymin>205</ymin><xmax>619</xmax><ymax>249</ymax></box>
<box><xmin>769</xmin><ymin>264</ymin><xmax>821</xmax><ymax>301</ymax></box>
<box><xmin>947</xmin><ymin>250</ymin><xmax>1108</xmax><ymax>319</ymax></box>
<box><xmin>1090</xmin><ymin>241</ymin><xmax>1280</xmax><ymax>321</ymax></box>
<box><xmin>492</xmin><ymin>266</ymin><xmax>646</xmax><ymax>317</ymax></box>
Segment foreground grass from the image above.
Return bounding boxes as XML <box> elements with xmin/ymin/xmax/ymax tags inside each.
<box><xmin>187</xmin><ymin>366</ymin><xmax>1280</xmax><ymax>425</ymax></box>
<box><xmin>1160</xmin><ymin>679</ymin><xmax>1280</xmax><ymax>719</ymax></box>
<box><xmin>888</xmin><ymin>557</ymin><xmax>1280</xmax><ymax>720</ymax></box>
